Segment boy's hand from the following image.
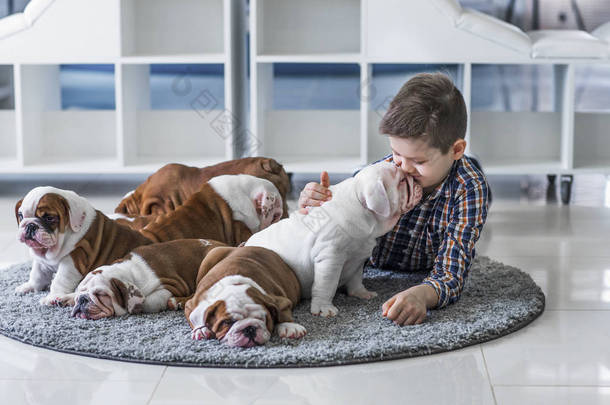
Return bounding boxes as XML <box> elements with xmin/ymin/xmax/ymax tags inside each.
<box><xmin>298</xmin><ymin>171</ymin><xmax>332</xmax><ymax>214</ymax></box>
<box><xmin>382</xmin><ymin>284</ymin><xmax>438</xmax><ymax>326</ymax></box>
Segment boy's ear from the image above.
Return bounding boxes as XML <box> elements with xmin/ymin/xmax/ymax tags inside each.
<box><xmin>452</xmin><ymin>139</ymin><xmax>467</xmax><ymax>160</ymax></box>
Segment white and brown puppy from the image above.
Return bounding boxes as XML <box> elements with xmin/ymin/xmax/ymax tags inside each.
<box><xmin>114</xmin><ymin>157</ymin><xmax>291</xmax><ymax>219</ymax></box>
<box><xmin>246</xmin><ymin>161</ymin><xmax>422</xmax><ymax>317</ymax></box>
<box><xmin>116</xmin><ymin>174</ymin><xmax>284</xmax><ymax>247</ymax></box>
<box><xmin>71</xmin><ymin>239</ymin><xmax>226</xmax><ymax>320</ymax></box>
<box><xmin>185</xmin><ymin>246</ymin><xmax>305</xmax><ymax>348</ymax></box>
<box><xmin>15</xmin><ymin>187</ymin><xmax>152</xmax><ymax>306</ymax></box>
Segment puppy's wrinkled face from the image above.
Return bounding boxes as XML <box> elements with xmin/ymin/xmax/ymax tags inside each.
<box><xmin>71</xmin><ymin>269</ymin><xmax>144</xmax><ymax>320</ymax></box>
<box><xmin>356</xmin><ymin>161</ymin><xmax>423</xmax><ymax>222</ymax></box>
<box><xmin>204</xmin><ymin>300</ymin><xmax>271</xmax><ymax>348</ymax></box>
<box><xmin>15</xmin><ymin>194</ymin><xmax>70</xmax><ymax>257</ymax></box>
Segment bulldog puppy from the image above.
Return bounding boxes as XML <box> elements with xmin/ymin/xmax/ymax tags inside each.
<box><xmin>137</xmin><ymin>174</ymin><xmax>283</xmax><ymax>246</ymax></box>
<box><xmin>185</xmin><ymin>246</ymin><xmax>305</xmax><ymax>348</ymax></box>
<box><xmin>246</xmin><ymin>161</ymin><xmax>422</xmax><ymax>317</ymax></box>
<box><xmin>114</xmin><ymin>157</ymin><xmax>291</xmax><ymax>219</ymax></box>
<box><xmin>71</xmin><ymin>239</ymin><xmax>225</xmax><ymax>320</ymax></box>
<box><xmin>15</xmin><ymin>187</ymin><xmax>152</xmax><ymax>306</ymax></box>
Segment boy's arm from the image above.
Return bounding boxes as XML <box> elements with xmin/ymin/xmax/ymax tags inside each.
<box><xmin>421</xmin><ymin>180</ymin><xmax>489</xmax><ymax>309</ymax></box>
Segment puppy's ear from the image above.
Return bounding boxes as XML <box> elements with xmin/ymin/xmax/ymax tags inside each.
<box><xmin>109</xmin><ymin>278</ymin><xmax>144</xmax><ymax>314</ymax></box>
<box><xmin>203</xmin><ymin>301</ymin><xmax>226</xmax><ymax>337</ymax></box>
<box><xmin>15</xmin><ymin>199</ymin><xmax>23</xmax><ymax>225</ymax></box>
<box><xmin>261</xmin><ymin>158</ymin><xmax>281</xmax><ymax>174</ymax></box>
<box><xmin>361</xmin><ymin>178</ymin><xmax>391</xmax><ymax>217</ymax></box>
<box><xmin>59</xmin><ymin>190</ymin><xmax>90</xmax><ymax>232</ymax></box>
<box><xmin>246</xmin><ymin>287</ymin><xmax>294</xmax><ymax>332</ymax></box>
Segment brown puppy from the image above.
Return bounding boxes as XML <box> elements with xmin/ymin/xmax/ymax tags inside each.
<box><xmin>71</xmin><ymin>239</ymin><xmax>226</xmax><ymax>320</ymax></box>
<box><xmin>115</xmin><ymin>157</ymin><xmax>291</xmax><ymax>218</ymax></box>
<box><xmin>136</xmin><ymin>174</ymin><xmax>283</xmax><ymax>246</ymax></box>
<box><xmin>185</xmin><ymin>246</ymin><xmax>306</xmax><ymax>348</ymax></box>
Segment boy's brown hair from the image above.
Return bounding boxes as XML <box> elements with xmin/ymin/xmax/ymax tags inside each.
<box><xmin>379</xmin><ymin>72</ymin><xmax>467</xmax><ymax>154</ymax></box>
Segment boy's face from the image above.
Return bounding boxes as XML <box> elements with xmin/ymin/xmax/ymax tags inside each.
<box><xmin>389</xmin><ymin>136</ymin><xmax>466</xmax><ymax>194</ymax></box>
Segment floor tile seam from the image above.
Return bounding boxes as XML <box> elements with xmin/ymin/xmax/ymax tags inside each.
<box><xmin>479</xmin><ymin>345</ymin><xmax>498</xmax><ymax>405</ymax></box>
<box><xmin>146</xmin><ymin>366</ymin><xmax>168</xmax><ymax>405</ymax></box>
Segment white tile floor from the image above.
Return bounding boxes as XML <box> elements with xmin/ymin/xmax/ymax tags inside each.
<box><xmin>1</xmin><ymin>175</ymin><xmax>610</xmax><ymax>404</ymax></box>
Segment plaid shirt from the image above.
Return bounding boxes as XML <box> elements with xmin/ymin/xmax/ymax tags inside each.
<box><xmin>365</xmin><ymin>154</ymin><xmax>489</xmax><ymax>309</ymax></box>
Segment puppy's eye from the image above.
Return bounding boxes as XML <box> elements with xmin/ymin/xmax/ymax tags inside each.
<box><xmin>42</xmin><ymin>214</ymin><xmax>58</xmax><ymax>223</ymax></box>
<box><xmin>17</xmin><ymin>212</ymin><xmax>23</xmax><ymax>221</ymax></box>
<box><xmin>220</xmin><ymin>320</ymin><xmax>234</xmax><ymax>328</ymax></box>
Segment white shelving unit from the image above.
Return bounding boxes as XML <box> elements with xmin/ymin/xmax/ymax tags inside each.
<box><xmin>250</xmin><ymin>0</ymin><xmax>363</xmax><ymax>174</ymax></box>
<box><xmin>0</xmin><ymin>0</ymin><xmax>246</xmax><ymax>173</ymax></box>
<box><xmin>0</xmin><ymin>65</ymin><xmax>16</xmax><ymax>166</ymax></box>
<box><xmin>250</xmin><ymin>0</ymin><xmax>610</xmax><ymax>175</ymax></box>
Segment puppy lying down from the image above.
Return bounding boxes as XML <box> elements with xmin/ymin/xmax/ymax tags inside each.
<box><xmin>111</xmin><ymin>174</ymin><xmax>283</xmax><ymax>247</ymax></box>
<box><xmin>71</xmin><ymin>239</ymin><xmax>225</xmax><ymax>320</ymax></box>
<box><xmin>185</xmin><ymin>246</ymin><xmax>304</xmax><ymax>348</ymax></box>
<box><xmin>246</xmin><ymin>161</ymin><xmax>422</xmax><ymax>317</ymax></box>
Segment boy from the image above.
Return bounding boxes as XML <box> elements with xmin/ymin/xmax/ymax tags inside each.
<box><xmin>298</xmin><ymin>73</ymin><xmax>489</xmax><ymax>326</ymax></box>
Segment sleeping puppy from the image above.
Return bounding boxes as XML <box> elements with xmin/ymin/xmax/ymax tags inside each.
<box><xmin>71</xmin><ymin>239</ymin><xmax>225</xmax><ymax>320</ymax></box>
<box><xmin>246</xmin><ymin>161</ymin><xmax>422</xmax><ymax>317</ymax></box>
<box><xmin>134</xmin><ymin>174</ymin><xmax>283</xmax><ymax>246</ymax></box>
<box><xmin>15</xmin><ymin>187</ymin><xmax>152</xmax><ymax>306</ymax></box>
<box><xmin>185</xmin><ymin>246</ymin><xmax>305</xmax><ymax>348</ymax></box>
<box><xmin>114</xmin><ymin>157</ymin><xmax>291</xmax><ymax>218</ymax></box>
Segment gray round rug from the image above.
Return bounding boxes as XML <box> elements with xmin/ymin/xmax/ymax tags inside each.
<box><xmin>0</xmin><ymin>256</ymin><xmax>544</xmax><ymax>368</ymax></box>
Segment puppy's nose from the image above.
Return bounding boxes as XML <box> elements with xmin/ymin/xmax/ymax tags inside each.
<box><xmin>242</xmin><ymin>325</ymin><xmax>257</xmax><ymax>339</ymax></box>
<box><xmin>25</xmin><ymin>223</ymin><xmax>38</xmax><ymax>239</ymax></box>
<box><xmin>77</xmin><ymin>295</ymin><xmax>90</xmax><ymax>307</ymax></box>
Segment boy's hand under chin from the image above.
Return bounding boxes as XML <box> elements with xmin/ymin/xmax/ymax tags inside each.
<box><xmin>382</xmin><ymin>284</ymin><xmax>438</xmax><ymax>326</ymax></box>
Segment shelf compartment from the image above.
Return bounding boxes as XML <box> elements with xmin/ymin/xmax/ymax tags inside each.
<box><xmin>470</xmin><ymin>111</ymin><xmax>562</xmax><ymax>170</ymax></box>
<box><xmin>255</xmin><ymin>0</ymin><xmax>360</xmax><ymax>57</ymax></box>
<box><xmin>120</xmin><ymin>0</ymin><xmax>224</xmax><ymax>57</ymax></box>
<box><xmin>0</xmin><ymin>65</ymin><xmax>15</xmax><ymax>163</ymax></box>
<box><xmin>470</xmin><ymin>64</ymin><xmax>564</xmax><ymax>171</ymax></box>
<box><xmin>19</xmin><ymin>65</ymin><xmax>118</xmax><ymax>167</ymax></box>
<box><xmin>263</xmin><ymin>110</ymin><xmax>361</xmax><ymax>173</ymax></box>
<box><xmin>0</xmin><ymin>110</ymin><xmax>16</xmax><ymax>161</ymax></box>
<box><xmin>254</xmin><ymin>63</ymin><xmax>361</xmax><ymax>173</ymax></box>
<box><xmin>119</xmin><ymin>63</ymin><xmax>229</xmax><ymax>167</ymax></box>
<box><xmin>0</xmin><ymin>65</ymin><xmax>14</xmax><ymax>109</ymax></box>
<box><xmin>573</xmin><ymin>65</ymin><xmax>610</xmax><ymax>170</ymax></box>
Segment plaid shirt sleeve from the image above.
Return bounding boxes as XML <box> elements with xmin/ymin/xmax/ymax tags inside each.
<box><xmin>421</xmin><ymin>179</ymin><xmax>489</xmax><ymax>309</ymax></box>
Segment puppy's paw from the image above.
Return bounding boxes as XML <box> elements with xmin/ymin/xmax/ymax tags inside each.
<box><xmin>191</xmin><ymin>326</ymin><xmax>213</xmax><ymax>341</ymax></box>
<box><xmin>276</xmin><ymin>322</ymin><xmax>307</xmax><ymax>339</ymax></box>
<box><xmin>15</xmin><ymin>282</ymin><xmax>37</xmax><ymax>294</ymax></box>
<box><xmin>348</xmin><ymin>288</ymin><xmax>378</xmax><ymax>300</ymax></box>
<box><xmin>310</xmin><ymin>301</ymin><xmax>338</xmax><ymax>317</ymax></box>
<box><xmin>167</xmin><ymin>297</ymin><xmax>182</xmax><ymax>311</ymax></box>
<box><xmin>40</xmin><ymin>293</ymin><xmax>75</xmax><ymax>307</ymax></box>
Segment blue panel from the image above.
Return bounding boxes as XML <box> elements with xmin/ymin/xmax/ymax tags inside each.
<box><xmin>273</xmin><ymin>63</ymin><xmax>361</xmax><ymax>110</ymax></box>
<box><xmin>60</xmin><ymin>64</ymin><xmax>115</xmax><ymax>110</ymax></box>
<box><xmin>149</xmin><ymin>64</ymin><xmax>225</xmax><ymax>110</ymax></box>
